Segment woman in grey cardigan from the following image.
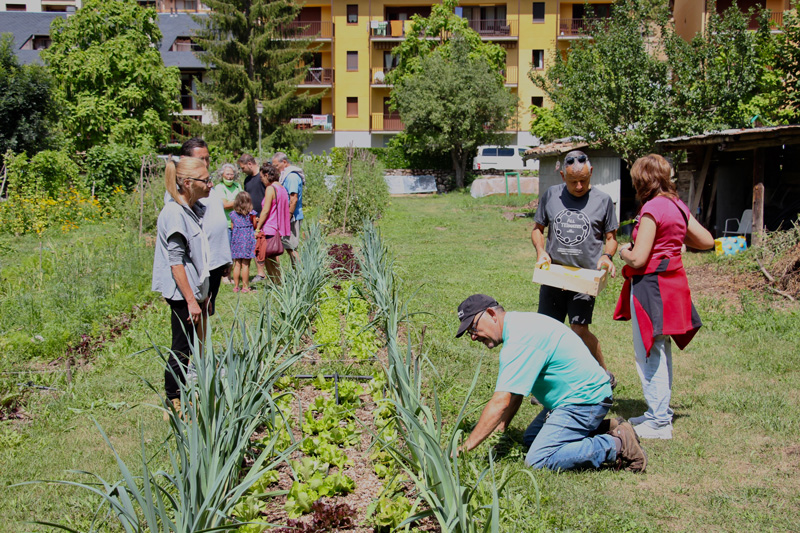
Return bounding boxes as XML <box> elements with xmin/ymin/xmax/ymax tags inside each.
<box><xmin>151</xmin><ymin>157</ymin><xmax>212</xmax><ymax>411</ymax></box>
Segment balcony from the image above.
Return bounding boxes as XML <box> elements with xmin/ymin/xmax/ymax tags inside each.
<box><xmin>743</xmin><ymin>10</ymin><xmax>783</xmax><ymax>30</ymax></box>
<box><xmin>299</xmin><ymin>68</ymin><xmax>334</xmax><ymax>87</ymax></box>
<box><xmin>558</xmin><ymin>17</ymin><xmax>606</xmax><ymax>38</ymax></box>
<box><xmin>288</xmin><ymin>114</ymin><xmax>334</xmax><ymax>133</ymax></box>
<box><xmin>503</xmin><ymin>66</ymin><xmax>518</xmax><ymax>86</ymax></box>
<box><xmin>371</xmin><ymin>113</ymin><xmax>404</xmax><ymax>132</ymax></box>
<box><xmin>369</xmin><ymin>20</ymin><xmax>408</xmax><ymax>39</ymax></box>
<box><xmin>465</xmin><ymin>19</ymin><xmax>518</xmax><ymax>39</ymax></box>
<box><xmin>370</xmin><ymin>68</ymin><xmax>396</xmax><ymax>87</ymax></box>
<box><xmin>280</xmin><ymin>21</ymin><xmax>334</xmax><ymax>40</ymax></box>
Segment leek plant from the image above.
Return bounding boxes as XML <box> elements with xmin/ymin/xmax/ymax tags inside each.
<box><xmin>357</xmin><ymin>221</ymin><xmax>535</xmax><ymax>533</ymax></box>
<box><xmin>22</xmin><ymin>304</ymin><xmax>306</xmax><ymax>532</ymax></box>
<box><xmin>270</xmin><ymin>221</ymin><xmax>331</xmax><ymax>347</ymax></box>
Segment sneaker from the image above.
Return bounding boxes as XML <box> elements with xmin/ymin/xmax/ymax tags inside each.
<box><xmin>530</xmin><ymin>396</ymin><xmax>541</xmax><ymax>406</ymax></box>
<box><xmin>628</xmin><ymin>414</ymin><xmax>648</xmax><ymax>426</ymax></box>
<box><xmin>251</xmin><ymin>275</ymin><xmax>266</xmax><ymax>283</ymax></box>
<box><xmin>633</xmin><ymin>422</ymin><xmax>673</xmax><ymax>440</ymax></box>
<box><xmin>606</xmin><ymin>371</ymin><xmax>617</xmax><ymax>390</ymax></box>
<box><xmin>609</xmin><ymin>421</ymin><xmax>648</xmax><ymax>473</ymax></box>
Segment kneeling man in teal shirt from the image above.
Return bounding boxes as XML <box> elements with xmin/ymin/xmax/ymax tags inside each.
<box><xmin>455</xmin><ymin>294</ymin><xmax>647</xmax><ymax>472</ymax></box>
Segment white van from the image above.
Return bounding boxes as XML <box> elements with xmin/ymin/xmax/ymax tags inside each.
<box><xmin>472</xmin><ymin>145</ymin><xmax>535</xmax><ymax>171</ymax></box>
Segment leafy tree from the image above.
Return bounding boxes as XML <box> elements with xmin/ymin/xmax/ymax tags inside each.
<box><xmin>41</xmin><ymin>0</ymin><xmax>181</xmax><ymax>151</ymax></box>
<box><xmin>0</xmin><ymin>34</ymin><xmax>54</xmax><ymax>163</ymax></box>
<box><xmin>392</xmin><ymin>37</ymin><xmax>518</xmax><ymax>188</ymax></box>
<box><xmin>193</xmin><ymin>0</ymin><xmax>321</xmax><ymax>152</ymax></box>
<box><xmin>386</xmin><ymin>0</ymin><xmax>507</xmax><ymax>83</ymax></box>
<box><xmin>531</xmin><ymin>0</ymin><xmax>781</xmax><ymax>162</ymax></box>
<box><xmin>530</xmin><ymin>0</ymin><xmax>673</xmax><ymax>162</ymax></box>
<box><xmin>771</xmin><ymin>0</ymin><xmax>800</xmax><ymax>122</ymax></box>
<box><xmin>665</xmin><ymin>1</ymin><xmax>780</xmax><ymax>132</ymax></box>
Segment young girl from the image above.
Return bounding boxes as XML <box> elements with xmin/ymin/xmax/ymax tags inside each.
<box><xmin>229</xmin><ymin>191</ymin><xmax>257</xmax><ymax>293</ymax></box>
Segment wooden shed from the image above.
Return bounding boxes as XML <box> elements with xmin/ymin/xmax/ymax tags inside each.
<box><xmin>656</xmin><ymin>126</ymin><xmax>800</xmax><ymax>245</ymax></box>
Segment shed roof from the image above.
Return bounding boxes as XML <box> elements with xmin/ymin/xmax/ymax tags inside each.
<box><xmin>656</xmin><ymin>125</ymin><xmax>800</xmax><ymax>151</ymax></box>
<box><xmin>523</xmin><ymin>139</ymin><xmax>588</xmax><ymax>160</ymax></box>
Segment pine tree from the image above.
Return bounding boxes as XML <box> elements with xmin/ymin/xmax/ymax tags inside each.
<box><xmin>193</xmin><ymin>0</ymin><xmax>321</xmax><ymax>152</ymax></box>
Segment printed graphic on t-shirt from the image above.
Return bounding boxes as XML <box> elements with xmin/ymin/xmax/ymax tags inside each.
<box><xmin>553</xmin><ymin>209</ymin><xmax>590</xmax><ymax>250</ymax></box>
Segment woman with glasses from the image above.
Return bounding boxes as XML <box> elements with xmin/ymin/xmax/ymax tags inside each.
<box><xmin>615</xmin><ymin>154</ymin><xmax>714</xmax><ymax>440</ymax></box>
<box><xmin>152</xmin><ymin>157</ymin><xmax>213</xmax><ymax>414</ymax></box>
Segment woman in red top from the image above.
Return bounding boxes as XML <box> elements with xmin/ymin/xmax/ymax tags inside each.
<box><xmin>615</xmin><ymin>154</ymin><xmax>713</xmax><ymax>440</ymax></box>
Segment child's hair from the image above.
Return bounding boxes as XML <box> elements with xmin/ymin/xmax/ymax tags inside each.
<box><xmin>233</xmin><ymin>191</ymin><xmax>253</xmax><ymax>216</ymax></box>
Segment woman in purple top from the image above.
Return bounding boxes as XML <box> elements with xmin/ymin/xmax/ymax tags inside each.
<box><xmin>254</xmin><ymin>163</ymin><xmax>290</xmax><ymax>284</ymax></box>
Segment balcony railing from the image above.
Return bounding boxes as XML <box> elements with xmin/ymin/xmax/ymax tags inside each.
<box><xmin>301</xmin><ymin>68</ymin><xmax>334</xmax><ymax>85</ymax></box>
<box><xmin>288</xmin><ymin>114</ymin><xmax>334</xmax><ymax>131</ymax></box>
<box><xmin>559</xmin><ymin>17</ymin><xmax>606</xmax><ymax>37</ymax></box>
<box><xmin>503</xmin><ymin>66</ymin><xmax>518</xmax><ymax>85</ymax></box>
<box><xmin>280</xmin><ymin>21</ymin><xmax>334</xmax><ymax>40</ymax></box>
<box><xmin>371</xmin><ymin>113</ymin><xmax>404</xmax><ymax>131</ymax></box>
<box><xmin>370</xmin><ymin>68</ymin><xmax>396</xmax><ymax>85</ymax></box>
<box><xmin>465</xmin><ymin>18</ymin><xmax>518</xmax><ymax>38</ymax></box>
<box><xmin>369</xmin><ymin>20</ymin><xmax>410</xmax><ymax>38</ymax></box>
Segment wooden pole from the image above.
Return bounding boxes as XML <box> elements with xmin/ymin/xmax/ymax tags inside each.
<box><xmin>138</xmin><ymin>156</ymin><xmax>146</xmax><ymax>241</ymax></box>
<box><xmin>752</xmin><ymin>147</ymin><xmax>765</xmax><ymax>247</ymax></box>
<box><xmin>690</xmin><ymin>146</ymin><xmax>712</xmax><ymax>216</ymax></box>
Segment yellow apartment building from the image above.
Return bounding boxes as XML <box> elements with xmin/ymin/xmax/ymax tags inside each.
<box><xmin>673</xmin><ymin>0</ymin><xmax>791</xmax><ymax>41</ymax></box>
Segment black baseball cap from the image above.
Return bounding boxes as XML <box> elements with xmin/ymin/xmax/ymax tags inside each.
<box><xmin>455</xmin><ymin>294</ymin><xmax>499</xmax><ymax>338</ymax></box>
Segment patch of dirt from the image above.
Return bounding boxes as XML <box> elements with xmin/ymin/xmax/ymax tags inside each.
<box><xmin>686</xmin><ymin>263</ymin><xmax>764</xmax><ymax>312</ymax></box>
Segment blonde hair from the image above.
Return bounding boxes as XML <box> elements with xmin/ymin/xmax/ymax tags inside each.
<box><xmin>630</xmin><ymin>154</ymin><xmax>677</xmax><ymax>204</ymax></box>
<box><xmin>165</xmin><ymin>157</ymin><xmax>208</xmax><ymax>203</ymax></box>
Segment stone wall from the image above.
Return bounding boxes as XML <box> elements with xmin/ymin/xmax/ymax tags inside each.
<box><xmin>383</xmin><ymin>169</ymin><xmax>454</xmax><ymax>193</ymax></box>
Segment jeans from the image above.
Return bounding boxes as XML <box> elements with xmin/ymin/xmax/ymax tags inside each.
<box><xmin>631</xmin><ymin>293</ymin><xmax>674</xmax><ymax>427</ymax></box>
<box><xmin>523</xmin><ymin>399</ymin><xmax>617</xmax><ymax>471</ymax></box>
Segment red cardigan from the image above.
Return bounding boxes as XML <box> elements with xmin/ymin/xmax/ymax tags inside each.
<box><xmin>613</xmin><ymin>256</ymin><xmax>702</xmax><ymax>356</ymax></box>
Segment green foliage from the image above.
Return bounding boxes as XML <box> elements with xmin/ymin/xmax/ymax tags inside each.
<box><xmin>314</xmin><ymin>281</ymin><xmax>381</xmax><ymax>360</ymax></box>
<box><xmin>284</xmin><ymin>473</ymin><xmax>355</xmax><ymax>518</ymax></box>
<box><xmin>194</xmin><ymin>0</ymin><xmax>320</xmax><ymax>152</ymax></box>
<box><xmin>0</xmin><ymin>34</ymin><xmax>54</xmax><ymax>161</ymax></box>
<box><xmin>762</xmin><ymin>1</ymin><xmax>800</xmax><ymax>122</ymax></box>
<box><xmin>83</xmin><ymin>143</ymin><xmax>149</xmax><ymax>198</ymax></box>
<box><xmin>533</xmin><ymin>0</ymin><xmax>784</xmax><ymax>161</ymax></box>
<box><xmin>392</xmin><ymin>37</ymin><xmax>518</xmax><ymax>188</ymax></box>
<box><xmin>321</xmin><ymin>149</ymin><xmax>390</xmax><ymax>233</ymax></box>
<box><xmin>41</xmin><ymin>0</ymin><xmax>181</xmax><ymax>150</ymax></box>
<box><xmin>370</xmin><ymin>494</ymin><xmax>413</xmax><ymax>530</ymax></box>
<box><xmin>528</xmin><ymin>106</ymin><xmax>568</xmax><ymax>145</ymax></box>
<box><xmin>5</xmin><ymin>149</ymin><xmax>79</xmax><ymax>198</ymax></box>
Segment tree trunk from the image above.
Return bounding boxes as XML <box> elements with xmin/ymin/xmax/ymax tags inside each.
<box><xmin>451</xmin><ymin>149</ymin><xmax>466</xmax><ymax>189</ymax></box>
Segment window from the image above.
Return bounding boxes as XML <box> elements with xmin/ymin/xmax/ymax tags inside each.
<box><xmin>532</xmin><ymin>2</ymin><xmax>545</xmax><ymax>22</ymax></box>
<box><xmin>347</xmin><ymin>97</ymin><xmax>358</xmax><ymax>117</ymax></box>
<box><xmin>531</xmin><ymin>96</ymin><xmax>544</xmax><ymax>108</ymax></box>
<box><xmin>347</xmin><ymin>4</ymin><xmax>358</xmax><ymax>24</ymax></box>
<box><xmin>346</xmin><ymin>51</ymin><xmax>358</xmax><ymax>71</ymax></box>
<box><xmin>532</xmin><ymin>50</ymin><xmax>544</xmax><ymax>70</ymax></box>
<box><xmin>498</xmin><ymin>148</ymin><xmax>515</xmax><ymax>157</ymax></box>
<box><xmin>6</xmin><ymin>3</ymin><xmax>26</xmax><ymax>10</ymax></box>
<box><xmin>482</xmin><ymin>148</ymin><xmax>497</xmax><ymax>157</ymax></box>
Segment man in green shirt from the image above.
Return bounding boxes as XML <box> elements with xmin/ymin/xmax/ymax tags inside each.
<box><xmin>455</xmin><ymin>294</ymin><xmax>647</xmax><ymax>472</ymax></box>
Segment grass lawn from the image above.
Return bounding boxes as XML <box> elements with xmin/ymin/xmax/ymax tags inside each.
<box><xmin>2</xmin><ymin>192</ymin><xmax>799</xmax><ymax>531</ymax></box>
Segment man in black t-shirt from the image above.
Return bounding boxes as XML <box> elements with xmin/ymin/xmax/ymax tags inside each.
<box><xmin>238</xmin><ymin>153</ymin><xmax>267</xmax><ymax>282</ymax></box>
<box><xmin>531</xmin><ymin>151</ymin><xmax>618</xmax><ymax>385</ymax></box>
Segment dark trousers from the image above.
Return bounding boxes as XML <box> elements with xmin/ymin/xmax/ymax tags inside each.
<box><xmin>165</xmin><ymin>298</ymin><xmax>198</xmax><ymax>400</ymax></box>
<box><xmin>207</xmin><ymin>265</ymin><xmax>226</xmax><ymax>316</ymax></box>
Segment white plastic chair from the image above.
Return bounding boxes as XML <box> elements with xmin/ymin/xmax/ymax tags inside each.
<box><xmin>723</xmin><ymin>209</ymin><xmax>753</xmax><ymax>237</ymax></box>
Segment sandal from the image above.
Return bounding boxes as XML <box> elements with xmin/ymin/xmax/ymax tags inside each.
<box><xmin>241</xmin><ymin>287</ymin><xmax>254</xmax><ymax>293</ymax></box>
<box><xmin>232</xmin><ymin>287</ymin><xmax>240</xmax><ymax>293</ymax></box>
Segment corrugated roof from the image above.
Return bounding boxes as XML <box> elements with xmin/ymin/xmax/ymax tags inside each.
<box><xmin>523</xmin><ymin>139</ymin><xmax>589</xmax><ymax>159</ymax></box>
<box><xmin>656</xmin><ymin>125</ymin><xmax>800</xmax><ymax>150</ymax></box>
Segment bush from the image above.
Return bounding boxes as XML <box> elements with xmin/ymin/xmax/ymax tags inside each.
<box><xmin>322</xmin><ymin>149</ymin><xmax>389</xmax><ymax>233</ymax></box>
<box><xmin>5</xmin><ymin>149</ymin><xmax>79</xmax><ymax>198</ymax></box>
<box><xmin>301</xmin><ymin>154</ymin><xmax>331</xmax><ymax>211</ymax></box>
<box><xmin>328</xmin><ymin>144</ymin><xmax>451</xmax><ymax>171</ymax></box>
<box><xmin>84</xmin><ymin>144</ymin><xmax>150</xmax><ymax>198</ymax></box>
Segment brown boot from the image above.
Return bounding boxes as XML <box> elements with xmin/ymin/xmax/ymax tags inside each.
<box><xmin>609</xmin><ymin>421</ymin><xmax>647</xmax><ymax>473</ymax></box>
<box><xmin>596</xmin><ymin>416</ymin><xmax>625</xmax><ymax>435</ymax></box>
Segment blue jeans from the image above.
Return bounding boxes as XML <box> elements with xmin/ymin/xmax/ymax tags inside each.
<box><xmin>631</xmin><ymin>293</ymin><xmax>674</xmax><ymax>427</ymax></box>
<box><xmin>523</xmin><ymin>399</ymin><xmax>617</xmax><ymax>471</ymax></box>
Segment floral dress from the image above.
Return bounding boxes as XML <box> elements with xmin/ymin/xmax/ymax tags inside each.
<box><xmin>229</xmin><ymin>210</ymin><xmax>256</xmax><ymax>259</ymax></box>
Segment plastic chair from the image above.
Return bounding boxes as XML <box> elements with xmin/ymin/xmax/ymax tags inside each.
<box><xmin>723</xmin><ymin>208</ymin><xmax>753</xmax><ymax>237</ymax></box>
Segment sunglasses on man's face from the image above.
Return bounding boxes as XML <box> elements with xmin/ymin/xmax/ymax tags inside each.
<box><xmin>565</xmin><ymin>155</ymin><xmax>587</xmax><ymax>166</ymax></box>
